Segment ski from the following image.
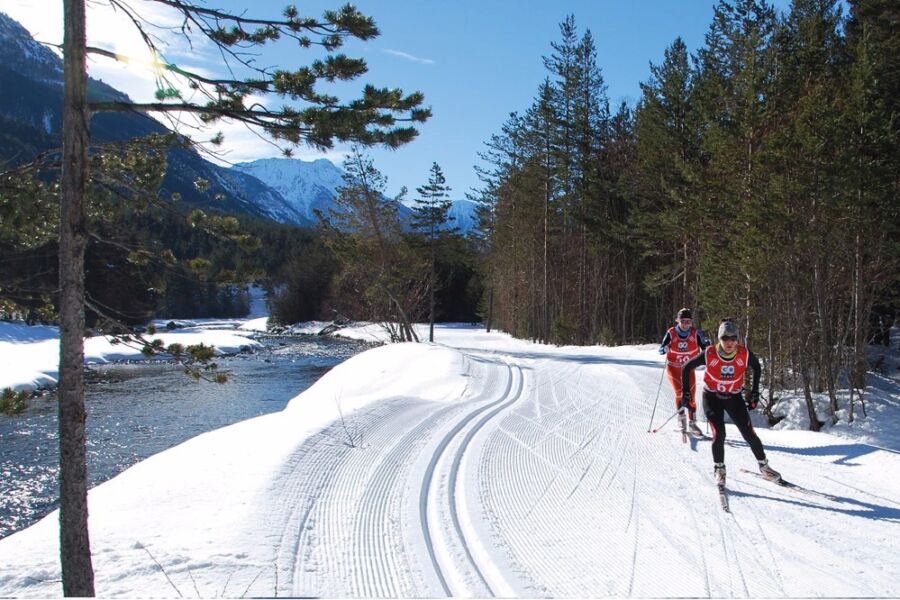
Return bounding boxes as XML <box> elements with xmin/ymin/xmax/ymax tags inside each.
<box><xmin>673</xmin><ymin>430</ymin><xmax>708</xmax><ymax>440</ymax></box>
<box><xmin>739</xmin><ymin>469</ymin><xmax>838</xmax><ymax>501</ymax></box>
<box><xmin>717</xmin><ymin>485</ymin><xmax>730</xmax><ymax>512</ymax></box>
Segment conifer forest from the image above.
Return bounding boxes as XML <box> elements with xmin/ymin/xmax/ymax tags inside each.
<box><xmin>471</xmin><ymin>1</ymin><xmax>897</xmax><ymax>426</ymax></box>
<box><xmin>2</xmin><ymin>0</ymin><xmax>897</xmax><ymax>417</ymax></box>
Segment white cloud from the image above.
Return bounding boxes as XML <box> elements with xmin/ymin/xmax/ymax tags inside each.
<box><xmin>202</xmin><ymin>118</ymin><xmax>350</xmax><ymax>167</ymax></box>
<box><xmin>5</xmin><ymin>0</ymin><xmax>209</xmax><ymax>101</ymax></box>
<box><xmin>383</xmin><ymin>48</ymin><xmax>435</xmax><ymax>65</ymax></box>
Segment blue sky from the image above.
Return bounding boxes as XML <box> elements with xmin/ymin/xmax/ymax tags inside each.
<box><xmin>7</xmin><ymin>0</ymin><xmax>799</xmax><ymax>199</ymax></box>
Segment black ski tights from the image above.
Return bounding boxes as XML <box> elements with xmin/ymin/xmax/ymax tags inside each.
<box><xmin>702</xmin><ymin>390</ymin><xmax>766</xmax><ymax>464</ymax></box>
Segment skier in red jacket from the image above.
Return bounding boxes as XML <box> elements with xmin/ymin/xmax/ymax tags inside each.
<box><xmin>680</xmin><ymin>318</ymin><xmax>781</xmax><ymax>488</ymax></box>
<box><xmin>658</xmin><ymin>308</ymin><xmax>710</xmax><ymax>437</ymax></box>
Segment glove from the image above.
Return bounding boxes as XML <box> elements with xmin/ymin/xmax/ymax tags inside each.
<box><xmin>746</xmin><ymin>391</ymin><xmax>760</xmax><ymax>410</ymax></box>
<box><xmin>658</xmin><ymin>345</ymin><xmax>668</xmax><ymax>355</ymax></box>
<box><xmin>680</xmin><ymin>393</ymin><xmax>691</xmax><ymax>410</ymax></box>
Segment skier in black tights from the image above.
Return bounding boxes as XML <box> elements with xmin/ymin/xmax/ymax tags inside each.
<box><xmin>680</xmin><ymin>319</ymin><xmax>781</xmax><ymax>487</ymax></box>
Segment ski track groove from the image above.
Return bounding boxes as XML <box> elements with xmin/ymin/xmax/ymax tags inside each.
<box><xmin>258</xmin><ymin>349</ymin><xmax>899</xmax><ymax>598</ymax></box>
<box><xmin>448</xmin><ymin>362</ymin><xmax>525</xmax><ymax>596</ymax></box>
<box><xmin>748</xmin><ymin>506</ymin><xmax>788</xmax><ymax>595</ymax></box>
<box><xmin>686</xmin><ymin>488</ymin><xmax>713</xmax><ymax>598</ymax></box>
<box><xmin>272</xmin><ymin>352</ymin><xmax>509</xmax><ymax>597</ymax></box>
<box><xmin>823</xmin><ymin>474</ymin><xmax>900</xmax><ymax>507</ymax></box>
<box><xmin>479</xmin><ymin>362</ymin><xmax>640</xmax><ymax>596</ymax></box>
<box><xmin>724</xmin><ymin>502</ymin><xmax>784</xmax><ymax>597</ymax></box>
<box><xmin>419</xmin><ymin>356</ymin><xmax>517</xmax><ymax>597</ymax></box>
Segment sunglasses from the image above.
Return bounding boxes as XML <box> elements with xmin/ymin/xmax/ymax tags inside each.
<box><xmin>720</xmin><ymin>335</ymin><xmax>738</xmax><ymax>342</ymax></box>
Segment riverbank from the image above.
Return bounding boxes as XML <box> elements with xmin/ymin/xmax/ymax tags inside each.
<box><xmin>2</xmin><ymin>323</ymin><xmax>898</xmax><ymax>598</ymax></box>
<box><xmin>0</xmin><ymin>331</ymin><xmax>372</xmax><ymax>538</ymax></box>
<box><xmin>0</xmin><ymin>320</ymin><xmax>263</xmax><ymax>393</ymax></box>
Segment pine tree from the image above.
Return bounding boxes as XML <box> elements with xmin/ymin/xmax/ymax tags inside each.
<box><xmin>843</xmin><ymin>0</ymin><xmax>900</xmax><ymax>419</ymax></box>
<box><xmin>692</xmin><ymin>0</ymin><xmax>777</xmax><ymax>342</ymax></box>
<box><xmin>634</xmin><ymin>36</ymin><xmax>701</xmax><ymax>326</ymax></box>
<box><xmin>411</xmin><ymin>162</ymin><xmax>454</xmax><ymax>342</ymax></box>
<box><xmin>572</xmin><ymin>28</ymin><xmax>610</xmax><ymax>343</ymax></box>
<box><xmin>323</xmin><ymin>147</ymin><xmax>424</xmax><ymax>342</ymax></box>
<box><xmin>59</xmin><ymin>1</ymin><xmax>429</xmax><ymax>593</ymax></box>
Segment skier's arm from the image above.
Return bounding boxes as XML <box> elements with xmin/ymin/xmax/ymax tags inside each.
<box><xmin>680</xmin><ymin>353</ymin><xmax>705</xmax><ymax>405</ymax></box>
<box><xmin>658</xmin><ymin>330</ymin><xmax>672</xmax><ymax>354</ymax></box>
<box><xmin>747</xmin><ymin>350</ymin><xmax>762</xmax><ymax>394</ymax></box>
<box><xmin>697</xmin><ymin>329</ymin><xmax>711</xmax><ymax>350</ymax></box>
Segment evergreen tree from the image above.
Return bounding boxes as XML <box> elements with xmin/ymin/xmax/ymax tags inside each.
<box><xmin>572</xmin><ymin>28</ymin><xmax>611</xmax><ymax>343</ymax></box>
<box><xmin>59</xmin><ymin>1</ymin><xmax>429</xmax><ymax>593</ymax></box>
<box><xmin>634</xmin><ymin>36</ymin><xmax>701</xmax><ymax>329</ymax></box>
<box><xmin>323</xmin><ymin>147</ymin><xmax>425</xmax><ymax>342</ymax></box>
<box><xmin>411</xmin><ymin>162</ymin><xmax>454</xmax><ymax>341</ymax></box>
<box><xmin>692</xmin><ymin>0</ymin><xmax>778</xmax><ymax>341</ymax></box>
<box><xmin>843</xmin><ymin>0</ymin><xmax>900</xmax><ymax>417</ymax></box>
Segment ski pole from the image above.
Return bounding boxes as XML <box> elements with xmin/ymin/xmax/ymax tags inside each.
<box><xmin>646</xmin><ymin>361</ymin><xmax>667</xmax><ymax>432</ymax></box>
<box><xmin>650</xmin><ymin>406</ymin><xmax>686</xmax><ymax>434</ymax></box>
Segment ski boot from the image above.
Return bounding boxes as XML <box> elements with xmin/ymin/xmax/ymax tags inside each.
<box><xmin>714</xmin><ymin>462</ymin><xmax>726</xmax><ymax>488</ymax></box>
<box><xmin>758</xmin><ymin>459</ymin><xmax>781</xmax><ymax>482</ymax></box>
<box><xmin>689</xmin><ymin>420</ymin><xmax>704</xmax><ymax>437</ymax></box>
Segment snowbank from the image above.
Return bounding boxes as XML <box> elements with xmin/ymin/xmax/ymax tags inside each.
<box><xmin>0</xmin><ymin>321</ymin><xmax>261</xmax><ymax>393</ymax></box>
<box><xmin>0</xmin><ymin>337</ymin><xmax>473</xmax><ymax>597</ymax></box>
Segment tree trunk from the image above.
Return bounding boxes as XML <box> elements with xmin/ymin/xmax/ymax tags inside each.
<box><xmin>799</xmin><ymin>345</ymin><xmax>822</xmax><ymax>432</ymax></box>
<box><xmin>543</xmin><ymin>177</ymin><xmax>550</xmax><ymax>344</ymax></box>
<box><xmin>60</xmin><ymin>0</ymin><xmax>95</xmax><ymax>595</ymax></box>
<box><xmin>429</xmin><ymin>223</ymin><xmax>435</xmax><ymax>343</ymax></box>
<box><xmin>486</xmin><ymin>280</ymin><xmax>494</xmax><ymax>333</ymax></box>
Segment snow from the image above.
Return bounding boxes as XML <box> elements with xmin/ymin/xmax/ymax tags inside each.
<box><xmin>233</xmin><ymin>157</ymin><xmax>344</xmax><ymax>222</ymax></box>
<box><xmin>234</xmin><ymin>157</ymin><xmax>479</xmax><ymax>235</ymax></box>
<box><xmin>0</xmin><ymin>321</ymin><xmax>260</xmax><ymax>393</ymax></box>
<box><xmin>0</xmin><ymin>322</ymin><xmax>898</xmax><ymax>597</ymax></box>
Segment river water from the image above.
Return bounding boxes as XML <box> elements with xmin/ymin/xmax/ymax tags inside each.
<box><xmin>0</xmin><ymin>335</ymin><xmax>370</xmax><ymax>539</ymax></box>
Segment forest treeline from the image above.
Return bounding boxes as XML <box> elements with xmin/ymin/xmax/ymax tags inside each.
<box><xmin>471</xmin><ymin>0</ymin><xmax>897</xmax><ymax>426</ymax></box>
<box><xmin>0</xmin><ymin>140</ymin><xmax>481</xmax><ymax>333</ymax></box>
<box><xmin>1</xmin><ymin>0</ymin><xmax>896</xmax><ymax>426</ymax></box>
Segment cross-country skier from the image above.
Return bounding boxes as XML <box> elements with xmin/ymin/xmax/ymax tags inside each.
<box><xmin>658</xmin><ymin>308</ymin><xmax>710</xmax><ymax>437</ymax></box>
<box><xmin>680</xmin><ymin>318</ymin><xmax>781</xmax><ymax>488</ymax></box>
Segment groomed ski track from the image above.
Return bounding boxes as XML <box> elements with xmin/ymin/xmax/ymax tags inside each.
<box><xmin>266</xmin><ymin>333</ymin><xmax>900</xmax><ymax>598</ymax></box>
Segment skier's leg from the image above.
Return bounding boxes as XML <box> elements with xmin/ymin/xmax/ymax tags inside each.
<box><xmin>703</xmin><ymin>391</ymin><xmax>726</xmax><ymax>463</ymax></box>
<box><xmin>687</xmin><ymin>369</ymin><xmax>698</xmax><ymax>421</ymax></box>
<box><xmin>666</xmin><ymin>365</ymin><xmax>688</xmax><ymax>431</ymax></box>
<box><xmin>665</xmin><ymin>365</ymin><xmax>682</xmax><ymax>409</ymax></box>
<box><xmin>724</xmin><ymin>396</ymin><xmax>766</xmax><ymax>461</ymax></box>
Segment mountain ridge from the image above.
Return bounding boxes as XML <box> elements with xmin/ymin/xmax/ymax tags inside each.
<box><xmin>0</xmin><ymin>11</ymin><xmax>477</xmax><ymax>233</ymax></box>
<box><xmin>0</xmin><ymin>11</ymin><xmax>309</xmax><ymax>226</ymax></box>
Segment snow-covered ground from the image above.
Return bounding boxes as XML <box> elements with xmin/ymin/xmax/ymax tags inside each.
<box><xmin>0</xmin><ymin>322</ymin><xmax>898</xmax><ymax>597</ymax></box>
<box><xmin>0</xmin><ymin>321</ymin><xmax>260</xmax><ymax>393</ymax></box>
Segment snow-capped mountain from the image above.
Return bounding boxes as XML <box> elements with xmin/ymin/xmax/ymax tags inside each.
<box><xmin>447</xmin><ymin>199</ymin><xmax>479</xmax><ymax>234</ymax></box>
<box><xmin>235</xmin><ymin>156</ymin><xmax>479</xmax><ymax>235</ymax></box>
<box><xmin>0</xmin><ymin>11</ymin><xmax>473</xmax><ymax>234</ymax></box>
<box><xmin>0</xmin><ymin>12</ymin><xmax>64</xmax><ymax>86</ymax></box>
<box><xmin>233</xmin><ymin>157</ymin><xmax>344</xmax><ymax>223</ymax></box>
<box><xmin>0</xmin><ymin>11</ymin><xmax>309</xmax><ymax>226</ymax></box>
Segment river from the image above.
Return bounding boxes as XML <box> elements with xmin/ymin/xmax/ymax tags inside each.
<box><xmin>0</xmin><ymin>334</ymin><xmax>370</xmax><ymax>539</ymax></box>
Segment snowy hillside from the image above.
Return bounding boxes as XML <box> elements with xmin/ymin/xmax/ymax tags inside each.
<box><xmin>0</xmin><ymin>324</ymin><xmax>897</xmax><ymax>597</ymax></box>
<box><xmin>0</xmin><ymin>12</ymin><xmax>64</xmax><ymax>86</ymax></box>
<box><xmin>233</xmin><ymin>157</ymin><xmax>344</xmax><ymax>223</ymax></box>
<box><xmin>234</xmin><ymin>157</ymin><xmax>479</xmax><ymax>234</ymax></box>
<box><xmin>205</xmin><ymin>166</ymin><xmax>309</xmax><ymax>226</ymax></box>
<box><xmin>447</xmin><ymin>198</ymin><xmax>479</xmax><ymax>234</ymax></box>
